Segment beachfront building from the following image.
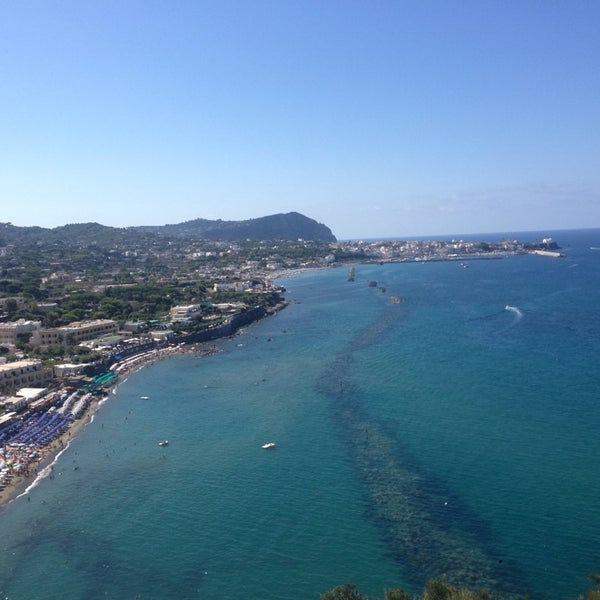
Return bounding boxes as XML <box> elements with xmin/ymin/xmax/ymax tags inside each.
<box><xmin>53</xmin><ymin>363</ymin><xmax>89</xmax><ymax>378</ymax></box>
<box><xmin>0</xmin><ymin>319</ymin><xmax>42</xmax><ymax>346</ymax></box>
<box><xmin>170</xmin><ymin>304</ymin><xmax>202</xmax><ymax>322</ymax></box>
<box><xmin>0</xmin><ymin>412</ymin><xmax>17</xmax><ymax>432</ymax></box>
<box><xmin>150</xmin><ymin>330</ymin><xmax>173</xmax><ymax>341</ymax></box>
<box><xmin>0</xmin><ymin>360</ymin><xmax>50</xmax><ymax>394</ymax></box>
<box><xmin>0</xmin><ymin>395</ymin><xmax>26</xmax><ymax>412</ymax></box>
<box><xmin>122</xmin><ymin>320</ymin><xmax>146</xmax><ymax>333</ymax></box>
<box><xmin>1</xmin><ymin>388</ymin><xmax>49</xmax><ymax>412</ymax></box>
<box><xmin>38</xmin><ymin>319</ymin><xmax>119</xmax><ymax>347</ymax></box>
<box><xmin>3</xmin><ymin>387</ymin><xmax>48</xmax><ymax>411</ymax></box>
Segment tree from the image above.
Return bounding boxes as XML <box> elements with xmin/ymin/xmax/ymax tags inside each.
<box><xmin>5</xmin><ymin>298</ymin><xmax>18</xmax><ymax>317</ymax></box>
<box><xmin>98</xmin><ymin>296</ymin><xmax>131</xmax><ymax>320</ymax></box>
<box><xmin>586</xmin><ymin>573</ymin><xmax>600</xmax><ymax>600</ymax></box>
<box><xmin>320</xmin><ymin>583</ymin><xmax>368</xmax><ymax>600</ymax></box>
<box><xmin>63</xmin><ymin>309</ymin><xmax>86</xmax><ymax>322</ymax></box>
<box><xmin>384</xmin><ymin>589</ymin><xmax>411</xmax><ymax>600</ymax></box>
<box><xmin>422</xmin><ymin>580</ymin><xmax>489</xmax><ymax>600</ymax></box>
<box><xmin>16</xmin><ymin>332</ymin><xmax>32</xmax><ymax>345</ymax></box>
<box><xmin>43</xmin><ymin>311</ymin><xmax>64</xmax><ymax>327</ymax></box>
<box><xmin>423</xmin><ymin>579</ymin><xmax>454</xmax><ymax>600</ymax></box>
<box><xmin>22</xmin><ymin>282</ymin><xmax>44</xmax><ymax>299</ymax></box>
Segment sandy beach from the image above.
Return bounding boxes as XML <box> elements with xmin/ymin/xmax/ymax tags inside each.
<box><xmin>0</xmin><ymin>341</ymin><xmax>220</xmax><ymax>510</ymax></box>
<box><xmin>0</xmin><ymin>394</ymin><xmax>103</xmax><ymax>508</ymax></box>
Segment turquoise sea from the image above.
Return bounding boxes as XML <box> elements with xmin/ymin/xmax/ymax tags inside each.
<box><xmin>1</xmin><ymin>229</ymin><xmax>599</xmax><ymax>600</ymax></box>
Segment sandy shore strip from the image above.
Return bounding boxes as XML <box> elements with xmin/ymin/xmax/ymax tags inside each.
<box><xmin>0</xmin><ymin>394</ymin><xmax>103</xmax><ymax>508</ymax></box>
<box><xmin>0</xmin><ymin>342</ymin><xmax>219</xmax><ymax>510</ymax></box>
<box><xmin>268</xmin><ymin>265</ymin><xmax>328</xmax><ymax>282</ymax></box>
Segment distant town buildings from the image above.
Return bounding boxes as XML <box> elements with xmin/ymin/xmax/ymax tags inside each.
<box><xmin>0</xmin><ymin>232</ymin><xmax>562</xmax><ymax>403</ymax></box>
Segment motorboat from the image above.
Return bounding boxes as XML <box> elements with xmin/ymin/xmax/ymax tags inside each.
<box><xmin>261</xmin><ymin>442</ymin><xmax>275</xmax><ymax>449</ymax></box>
<box><xmin>158</xmin><ymin>440</ymin><xmax>169</xmax><ymax>447</ymax></box>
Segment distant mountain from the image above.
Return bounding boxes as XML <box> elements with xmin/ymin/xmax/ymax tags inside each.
<box><xmin>133</xmin><ymin>212</ymin><xmax>336</xmax><ymax>242</ymax></box>
<box><xmin>0</xmin><ymin>212</ymin><xmax>337</xmax><ymax>245</ymax></box>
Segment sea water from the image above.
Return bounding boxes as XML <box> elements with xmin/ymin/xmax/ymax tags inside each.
<box><xmin>0</xmin><ymin>229</ymin><xmax>599</xmax><ymax>600</ymax></box>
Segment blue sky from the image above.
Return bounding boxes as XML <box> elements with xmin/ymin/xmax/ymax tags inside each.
<box><xmin>1</xmin><ymin>1</ymin><xmax>599</xmax><ymax>239</ymax></box>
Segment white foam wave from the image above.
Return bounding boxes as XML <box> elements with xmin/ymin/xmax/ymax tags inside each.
<box><xmin>15</xmin><ymin>443</ymin><xmax>71</xmax><ymax>500</ymax></box>
<box><xmin>504</xmin><ymin>305</ymin><xmax>523</xmax><ymax>320</ymax></box>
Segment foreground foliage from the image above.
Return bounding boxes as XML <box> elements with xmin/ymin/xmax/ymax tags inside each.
<box><xmin>319</xmin><ymin>580</ymin><xmax>488</xmax><ymax>600</ymax></box>
<box><xmin>320</xmin><ymin>573</ymin><xmax>600</xmax><ymax>600</ymax></box>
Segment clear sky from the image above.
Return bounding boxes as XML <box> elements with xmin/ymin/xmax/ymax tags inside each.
<box><xmin>1</xmin><ymin>1</ymin><xmax>599</xmax><ymax>239</ymax></box>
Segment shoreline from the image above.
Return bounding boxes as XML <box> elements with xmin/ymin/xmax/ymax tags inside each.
<box><xmin>0</xmin><ymin>394</ymin><xmax>104</xmax><ymax>509</ymax></box>
<box><xmin>0</xmin><ymin>341</ymin><xmax>219</xmax><ymax>510</ymax></box>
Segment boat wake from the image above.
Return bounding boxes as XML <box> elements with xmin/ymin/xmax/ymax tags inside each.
<box><xmin>504</xmin><ymin>305</ymin><xmax>523</xmax><ymax>321</ymax></box>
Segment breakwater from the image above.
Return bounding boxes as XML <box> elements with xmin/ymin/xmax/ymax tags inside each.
<box><xmin>318</xmin><ymin>302</ymin><xmax>523</xmax><ymax>596</ymax></box>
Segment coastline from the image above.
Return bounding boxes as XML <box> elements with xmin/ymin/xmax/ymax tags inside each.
<box><xmin>0</xmin><ymin>260</ymin><xmax>476</xmax><ymax>511</ymax></box>
<box><xmin>0</xmin><ymin>341</ymin><xmax>219</xmax><ymax>510</ymax></box>
<box><xmin>0</xmin><ymin>394</ymin><xmax>103</xmax><ymax>509</ymax></box>
<box><xmin>0</xmin><ymin>286</ymin><xmax>286</xmax><ymax>511</ymax></box>
<box><xmin>0</xmin><ymin>255</ymin><xmax>567</xmax><ymax>508</ymax></box>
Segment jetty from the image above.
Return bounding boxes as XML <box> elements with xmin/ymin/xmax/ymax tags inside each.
<box><xmin>531</xmin><ymin>249</ymin><xmax>563</xmax><ymax>258</ymax></box>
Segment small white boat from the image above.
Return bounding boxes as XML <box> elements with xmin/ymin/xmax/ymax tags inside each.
<box><xmin>261</xmin><ymin>442</ymin><xmax>275</xmax><ymax>449</ymax></box>
<box><xmin>158</xmin><ymin>440</ymin><xmax>169</xmax><ymax>447</ymax></box>
<box><xmin>140</xmin><ymin>396</ymin><xmax>150</xmax><ymax>400</ymax></box>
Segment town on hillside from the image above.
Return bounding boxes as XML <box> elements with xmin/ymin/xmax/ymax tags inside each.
<box><xmin>0</xmin><ymin>227</ymin><xmax>560</xmax><ymax>423</ymax></box>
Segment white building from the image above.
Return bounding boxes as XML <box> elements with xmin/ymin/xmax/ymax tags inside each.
<box><xmin>53</xmin><ymin>363</ymin><xmax>89</xmax><ymax>378</ymax></box>
<box><xmin>212</xmin><ymin>281</ymin><xmax>248</xmax><ymax>292</ymax></box>
<box><xmin>38</xmin><ymin>319</ymin><xmax>119</xmax><ymax>347</ymax></box>
<box><xmin>170</xmin><ymin>305</ymin><xmax>202</xmax><ymax>322</ymax></box>
<box><xmin>0</xmin><ymin>319</ymin><xmax>42</xmax><ymax>345</ymax></box>
<box><xmin>0</xmin><ymin>360</ymin><xmax>50</xmax><ymax>393</ymax></box>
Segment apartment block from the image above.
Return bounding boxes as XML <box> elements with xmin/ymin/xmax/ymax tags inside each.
<box><xmin>0</xmin><ymin>359</ymin><xmax>50</xmax><ymax>393</ymax></box>
<box><xmin>38</xmin><ymin>319</ymin><xmax>119</xmax><ymax>347</ymax></box>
